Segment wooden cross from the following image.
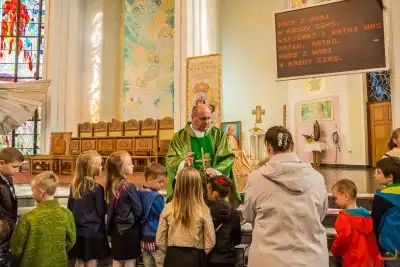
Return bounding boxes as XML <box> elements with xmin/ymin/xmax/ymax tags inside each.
<box><xmin>194</xmin><ymin>147</ymin><xmax>208</xmax><ymax>176</ymax></box>
<box><xmin>252</xmin><ymin>106</ymin><xmax>265</xmax><ymax>123</ymax></box>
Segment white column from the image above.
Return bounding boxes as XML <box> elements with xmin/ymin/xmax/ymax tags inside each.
<box><xmin>42</xmin><ymin>0</ymin><xmax>84</xmax><ymax>153</ymax></box>
<box><xmin>174</xmin><ymin>0</ymin><xmax>222</xmax><ymax>130</ymax></box>
<box><xmin>187</xmin><ymin>0</ymin><xmax>201</xmax><ymax>57</ymax></box>
<box><xmin>80</xmin><ymin>0</ymin><xmax>105</xmax><ymax>123</ymax></box>
<box><xmin>101</xmin><ymin>0</ymin><xmax>123</xmax><ymax>121</ymax></box>
<box><xmin>200</xmin><ymin>0</ymin><xmax>220</xmax><ymax>54</ymax></box>
<box><xmin>174</xmin><ymin>0</ymin><xmax>188</xmax><ymax>130</ymax></box>
<box><xmin>389</xmin><ymin>0</ymin><xmax>400</xmax><ymax>128</ymax></box>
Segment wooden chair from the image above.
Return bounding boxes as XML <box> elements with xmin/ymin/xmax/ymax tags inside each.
<box><xmin>30</xmin><ymin>132</ymin><xmax>72</xmax><ymax>174</ymax></box>
<box><xmin>78</xmin><ymin>122</ymin><xmax>93</xmax><ymax>137</ymax></box>
<box><xmin>124</xmin><ymin>119</ymin><xmax>140</xmax><ymax>136</ymax></box>
<box><xmin>50</xmin><ymin>132</ymin><xmax>72</xmax><ymax>155</ymax></box>
<box><xmin>158</xmin><ymin>117</ymin><xmax>174</xmax><ymax>155</ymax></box>
<box><xmin>93</xmin><ymin>121</ymin><xmax>108</xmax><ymax>137</ymax></box>
<box><xmin>108</xmin><ymin>119</ymin><xmax>123</xmax><ymax>137</ymax></box>
<box><xmin>140</xmin><ymin>118</ymin><xmax>158</xmax><ymax>136</ymax></box>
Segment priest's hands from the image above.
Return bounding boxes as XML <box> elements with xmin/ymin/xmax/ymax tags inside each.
<box><xmin>206</xmin><ymin>168</ymin><xmax>219</xmax><ymax>178</ymax></box>
<box><xmin>184</xmin><ymin>152</ymin><xmax>195</xmax><ymax>167</ymax></box>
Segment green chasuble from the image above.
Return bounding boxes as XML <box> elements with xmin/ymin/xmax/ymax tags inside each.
<box><xmin>166</xmin><ymin>122</ymin><xmax>241</xmax><ymax>203</ymax></box>
<box><xmin>10</xmin><ymin>199</ymin><xmax>76</xmax><ymax>267</ymax></box>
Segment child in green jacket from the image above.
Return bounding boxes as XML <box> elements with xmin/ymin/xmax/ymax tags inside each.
<box><xmin>10</xmin><ymin>171</ymin><xmax>76</xmax><ymax>267</ymax></box>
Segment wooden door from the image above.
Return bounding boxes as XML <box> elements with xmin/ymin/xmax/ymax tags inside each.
<box><xmin>368</xmin><ymin>102</ymin><xmax>392</xmax><ymax>167</ymax></box>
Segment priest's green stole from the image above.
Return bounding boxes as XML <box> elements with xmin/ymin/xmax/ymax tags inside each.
<box><xmin>190</xmin><ymin>135</ymin><xmax>214</xmax><ymax>178</ymax></box>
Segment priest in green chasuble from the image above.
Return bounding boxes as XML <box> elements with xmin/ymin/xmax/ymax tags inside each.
<box><xmin>166</xmin><ymin>104</ymin><xmax>242</xmax><ymax>205</ymax></box>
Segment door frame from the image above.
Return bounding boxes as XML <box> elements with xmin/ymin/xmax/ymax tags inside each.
<box><xmin>367</xmin><ymin>101</ymin><xmax>392</xmax><ymax>167</ymax></box>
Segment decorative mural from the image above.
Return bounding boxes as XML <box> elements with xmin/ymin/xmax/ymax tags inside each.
<box><xmin>123</xmin><ymin>0</ymin><xmax>174</xmax><ymax>120</ymax></box>
<box><xmin>300</xmin><ymin>98</ymin><xmax>333</xmax><ymax>123</ymax></box>
<box><xmin>367</xmin><ymin>71</ymin><xmax>391</xmax><ymax>102</ymax></box>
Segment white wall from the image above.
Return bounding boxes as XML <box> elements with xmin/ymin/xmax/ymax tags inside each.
<box><xmin>219</xmin><ymin>0</ymin><xmax>369</xmax><ymax>165</ymax></box>
<box><xmin>389</xmin><ymin>0</ymin><xmax>400</xmax><ymax>129</ymax></box>
<box><xmin>220</xmin><ymin>0</ymin><xmax>288</xmax><ymax>152</ymax></box>
<box><xmin>43</xmin><ymin>0</ymin><xmax>122</xmax><ymax>153</ymax></box>
<box><xmin>287</xmin><ymin>75</ymin><xmax>369</xmax><ymax>166</ymax></box>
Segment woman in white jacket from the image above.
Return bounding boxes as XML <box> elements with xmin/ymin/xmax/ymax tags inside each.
<box><xmin>242</xmin><ymin>126</ymin><xmax>329</xmax><ymax>267</ymax></box>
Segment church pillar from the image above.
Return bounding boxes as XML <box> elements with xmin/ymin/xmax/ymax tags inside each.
<box><xmin>42</xmin><ymin>0</ymin><xmax>84</xmax><ymax>153</ymax></box>
<box><xmin>174</xmin><ymin>0</ymin><xmax>221</xmax><ymax>130</ymax></box>
<box><xmin>389</xmin><ymin>0</ymin><xmax>400</xmax><ymax>128</ymax></box>
<box><xmin>200</xmin><ymin>0</ymin><xmax>221</xmax><ymax>54</ymax></box>
<box><xmin>80</xmin><ymin>0</ymin><xmax>104</xmax><ymax>123</ymax></box>
<box><xmin>100</xmin><ymin>0</ymin><xmax>124</xmax><ymax>121</ymax></box>
<box><xmin>174</xmin><ymin>0</ymin><xmax>188</xmax><ymax>130</ymax></box>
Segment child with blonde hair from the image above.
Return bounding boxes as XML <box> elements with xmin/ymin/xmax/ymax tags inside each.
<box><xmin>10</xmin><ymin>171</ymin><xmax>76</xmax><ymax>267</ymax></box>
<box><xmin>105</xmin><ymin>151</ymin><xmax>142</xmax><ymax>267</ymax></box>
<box><xmin>68</xmin><ymin>150</ymin><xmax>110</xmax><ymax>267</ymax></box>
<box><xmin>156</xmin><ymin>167</ymin><xmax>215</xmax><ymax>267</ymax></box>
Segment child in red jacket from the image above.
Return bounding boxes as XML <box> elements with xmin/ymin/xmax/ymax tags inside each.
<box><xmin>331</xmin><ymin>179</ymin><xmax>382</xmax><ymax>267</ymax></box>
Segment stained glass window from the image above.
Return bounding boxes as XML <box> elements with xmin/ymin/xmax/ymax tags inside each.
<box><xmin>367</xmin><ymin>71</ymin><xmax>391</xmax><ymax>102</ymax></box>
<box><xmin>0</xmin><ymin>0</ymin><xmax>45</xmax><ymax>154</ymax></box>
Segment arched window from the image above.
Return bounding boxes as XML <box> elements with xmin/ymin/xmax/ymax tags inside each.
<box><xmin>0</xmin><ymin>0</ymin><xmax>45</xmax><ymax>154</ymax></box>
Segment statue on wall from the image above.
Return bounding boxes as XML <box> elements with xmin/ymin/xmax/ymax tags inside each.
<box><xmin>313</xmin><ymin>120</ymin><xmax>321</xmax><ymax>141</ymax></box>
<box><xmin>302</xmin><ymin>120</ymin><xmax>323</xmax><ymax>143</ymax></box>
<box><xmin>332</xmin><ymin>125</ymin><xmax>341</xmax><ymax>162</ymax></box>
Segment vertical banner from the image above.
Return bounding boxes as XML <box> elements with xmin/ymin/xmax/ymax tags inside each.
<box><xmin>186</xmin><ymin>54</ymin><xmax>221</xmax><ymax>126</ymax></box>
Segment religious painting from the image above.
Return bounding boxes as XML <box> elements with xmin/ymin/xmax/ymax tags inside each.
<box><xmin>304</xmin><ymin>78</ymin><xmax>326</xmax><ymax>95</ymax></box>
<box><xmin>221</xmin><ymin>121</ymin><xmax>242</xmax><ymax>150</ymax></box>
<box><xmin>300</xmin><ymin>99</ymin><xmax>333</xmax><ymax>123</ymax></box>
<box><xmin>122</xmin><ymin>0</ymin><xmax>175</xmax><ymax>120</ymax></box>
<box><xmin>186</xmin><ymin>54</ymin><xmax>221</xmax><ymax>126</ymax></box>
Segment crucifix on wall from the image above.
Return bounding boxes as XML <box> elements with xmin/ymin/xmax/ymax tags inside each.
<box><xmin>252</xmin><ymin>106</ymin><xmax>265</xmax><ymax>123</ymax></box>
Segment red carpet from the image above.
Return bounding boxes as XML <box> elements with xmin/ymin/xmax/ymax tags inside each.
<box><xmin>13</xmin><ymin>172</ymin><xmax>146</xmax><ymax>186</ymax></box>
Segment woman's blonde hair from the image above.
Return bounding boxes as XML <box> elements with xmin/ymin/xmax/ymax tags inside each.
<box><xmin>71</xmin><ymin>150</ymin><xmax>102</xmax><ymax>199</ymax></box>
<box><xmin>172</xmin><ymin>167</ymin><xmax>207</xmax><ymax>229</ymax></box>
<box><xmin>104</xmin><ymin>150</ymin><xmax>130</xmax><ymax>203</ymax></box>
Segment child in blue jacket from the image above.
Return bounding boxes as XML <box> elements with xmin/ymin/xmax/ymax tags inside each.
<box><xmin>138</xmin><ymin>163</ymin><xmax>167</xmax><ymax>267</ymax></box>
<box><xmin>372</xmin><ymin>157</ymin><xmax>400</xmax><ymax>267</ymax></box>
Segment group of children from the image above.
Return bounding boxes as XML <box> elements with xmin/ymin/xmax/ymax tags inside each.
<box><xmin>331</xmin><ymin>158</ymin><xmax>400</xmax><ymax>267</ymax></box>
<box><xmin>2</xmin><ymin>130</ymin><xmax>400</xmax><ymax>267</ymax></box>
<box><xmin>0</xmin><ymin>148</ymin><xmax>241</xmax><ymax>267</ymax></box>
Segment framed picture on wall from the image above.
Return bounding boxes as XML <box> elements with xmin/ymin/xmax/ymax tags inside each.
<box><xmin>300</xmin><ymin>98</ymin><xmax>333</xmax><ymax>123</ymax></box>
<box><xmin>221</xmin><ymin>121</ymin><xmax>242</xmax><ymax>150</ymax></box>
